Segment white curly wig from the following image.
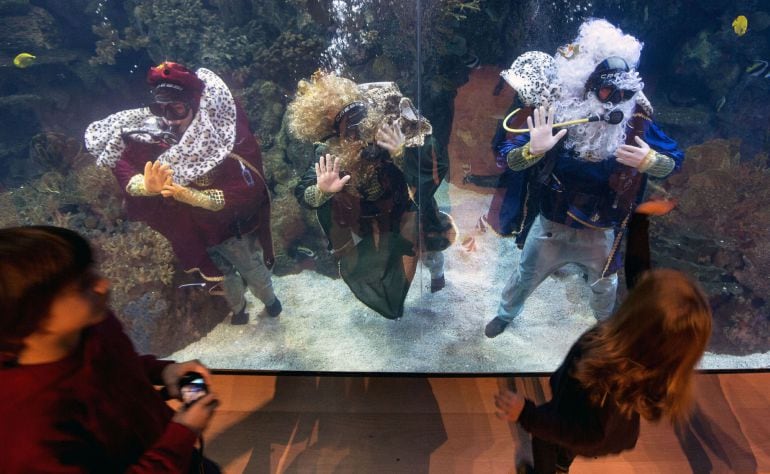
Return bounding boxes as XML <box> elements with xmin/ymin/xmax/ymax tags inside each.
<box><xmin>553</xmin><ymin>19</ymin><xmax>643</xmax><ymax>99</ymax></box>
<box><xmin>551</xmin><ymin>19</ymin><xmax>645</xmax><ymax>161</ymax></box>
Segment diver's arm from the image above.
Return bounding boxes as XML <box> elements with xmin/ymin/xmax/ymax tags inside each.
<box><xmin>617</xmin><ymin>136</ymin><xmax>676</xmax><ymax>178</ymax></box>
<box><xmin>125</xmin><ymin>161</ymin><xmax>173</xmax><ymax>196</ymax></box>
<box><xmin>506</xmin><ymin>105</ymin><xmax>565</xmax><ymax>171</ymax></box>
<box><xmin>294</xmin><ymin>155</ymin><xmax>349</xmax><ymax>208</ymax></box>
<box><xmin>638</xmin><ymin>151</ymin><xmax>675</xmax><ymax>177</ymax></box>
<box><xmin>304</xmin><ymin>185</ymin><xmax>335</xmax><ymax>207</ymax></box>
<box><xmin>126</xmin><ymin>174</ymin><xmax>155</xmax><ymax>196</ymax></box>
<box><xmin>644</xmin><ymin>121</ymin><xmax>684</xmax><ymax>178</ymax></box>
<box><xmin>507</xmin><ymin>142</ymin><xmax>547</xmax><ymax>171</ymax></box>
<box><xmin>161</xmin><ymin>183</ymin><xmax>225</xmax><ymax>211</ymax></box>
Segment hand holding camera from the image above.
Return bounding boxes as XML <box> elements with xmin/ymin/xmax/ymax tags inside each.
<box><xmin>161</xmin><ymin>359</ymin><xmax>212</xmax><ymax>400</ymax></box>
<box><xmin>172</xmin><ymin>389</ymin><xmax>219</xmax><ymax>434</ymax></box>
<box><xmin>166</xmin><ymin>365</ymin><xmax>219</xmax><ymax>435</ymax></box>
<box><xmin>179</xmin><ymin>371</ymin><xmax>208</xmax><ymax>406</ymax></box>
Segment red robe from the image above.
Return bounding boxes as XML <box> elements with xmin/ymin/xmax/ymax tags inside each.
<box><xmin>112</xmin><ymin>104</ymin><xmax>274</xmax><ymax>280</ymax></box>
<box><xmin>1</xmin><ymin>313</ymin><xmax>197</xmax><ymax>473</ymax></box>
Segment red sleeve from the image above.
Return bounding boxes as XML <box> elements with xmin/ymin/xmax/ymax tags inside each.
<box><xmin>14</xmin><ymin>421</ymin><xmax>197</xmax><ymax>474</ymax></box>
<box><xmin>139</xmin><ymin>355</ymin><xmax>175</xmax><ymax>386</ymax></box>
<box><xmin>124</xmin><ymin>422</ymin><xmax>198</xmax><ymax>474</ymax></box>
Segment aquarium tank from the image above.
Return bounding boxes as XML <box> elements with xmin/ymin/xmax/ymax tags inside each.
<box><xmin>0</xmin><ymin>0</ymin><xmax>768</xmax><ymax>373</ymax></box>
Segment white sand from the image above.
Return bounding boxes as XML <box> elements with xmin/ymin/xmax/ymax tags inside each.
<box><xmin>170</xmin><ymin>184</ymin><xmax>770</xmax><ymax>372</ymax></box>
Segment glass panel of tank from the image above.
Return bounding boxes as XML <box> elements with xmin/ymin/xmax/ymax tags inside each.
<box><xmin>1</xmin><ymin>0</ymin><xmax>767</xmax><ymax>372</ymax></box>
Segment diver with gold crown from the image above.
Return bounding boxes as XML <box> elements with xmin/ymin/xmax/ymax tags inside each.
<box><xmin>289</xmin><ymin>72</ymin><xmax>455</xmax><ymax>320</ymax></box>
<box><xmin>484</xmin><ymin>19</ymin><xmax>685</xmax><ymax>338</ymax></box>
<box><xmin>85</xmin><ymin>61</ymin><xmax>281</xmax><ymax>324</ymax></box>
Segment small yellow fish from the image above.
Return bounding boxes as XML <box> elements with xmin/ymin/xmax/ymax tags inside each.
<box><xmin>732</xmin><ymin>15</ymin><xmax>748</xmax><ymax>36</ymax></box>
<box><xmin>13</xmin><ymin>52</ymin><xmax>36</xmax><ymax>68</ymax></box>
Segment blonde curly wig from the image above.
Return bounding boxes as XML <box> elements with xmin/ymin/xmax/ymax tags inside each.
<box><xmin>286</xmin><ymin>71</ymin><xmax>364</xmax><ymax>143</ymax></box>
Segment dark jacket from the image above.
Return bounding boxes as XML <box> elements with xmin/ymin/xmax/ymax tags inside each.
<box><xmin>518</xmin><ymin>329</ymin><xmax>641</xmax><ymax>457</ymax></box>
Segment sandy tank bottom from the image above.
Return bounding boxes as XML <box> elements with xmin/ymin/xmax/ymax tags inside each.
<box><xmin>170</xmin><ymin>183</ymin><xmax>770</xmax><ymax>372</ymax></box>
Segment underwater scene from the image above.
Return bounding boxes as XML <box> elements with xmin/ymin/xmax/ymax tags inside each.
<box><xmin>1</xmin><ymin>0</ymin><xmax>768</xmax><ymax>372</ymax></box>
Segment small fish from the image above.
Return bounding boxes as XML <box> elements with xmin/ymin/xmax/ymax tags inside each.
<box><xmin>295</xmin><ymin>246</ymin><xmax>316</xmax><ymax>259</ymax></box>
<box><xmin>13</xmin><ymin>52</ymin><xmax>36</xmax><ymax>68</ymax></box>
<box><xmin>178</xmin><ymin>282</ymin><xmax>206</xmax><ymax>289</ymax></box>
<box><xmin>462</xmin><ymin>53</ymin><xmax>480</xmax><ymax>69</ymax></box>
<box><xmin>635</xmin><ymin>198</ymin><xmax>677</xmax><ymax>216</ymax></box>
<box><xmin>746</xmin><ymin>60</ymin><xmax>768</xmax><ymax>76</ymax></box>
<box><xmin>732</xmin><ymin>15</ymin><xmax>748</xmax><ymax>36</ymax></box>
<box><xmin>715</xmin><ymin>95</ymin><xmax>726</xmax><ymax>112</ymax></box>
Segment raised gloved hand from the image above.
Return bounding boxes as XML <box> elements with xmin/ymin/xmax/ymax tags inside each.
<box><xmin>527</xmin><ymin>105</ymin><xmax>567</xmax><ymax>156</ymax></box>
<box><xmin>375</xmin><ymin>121</ymin><xmax>406</xmax><ymax>158</ymax></box>
<box><xmin>143</xmin><ymin>161</ymin><xmax>173</xmax><ymax>194</ymax></box>
<box><xmin>616</xmin><ymin>136</ymin><xmax>652</xmax><ymax>169</ymax></box>
<box><xmin>315</xmin><ymin>154</ymin><xmax>351</xmax><ymax>193</ymax></box>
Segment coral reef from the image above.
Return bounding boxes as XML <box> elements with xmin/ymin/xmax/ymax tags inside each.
<box><xmin>0</xmin><ymin>6</ymin><xmax>60</xmax><ymax>51</ymax></box>
<box><xmin>250</xmin><ymin>31</ymin><xmax>324</xmax><ymax>87</ymax></box>
<box><xmin>651</xmin><ymin>139</ymin><xmax>770</xmax><ymax>355</ymax></box>
<box><xmin>89</xmin><ymin>22</ymin><xmax>149</xmax><ymax>66</ymax></box>
<box><xmin>92</xmin><ymin>223</ymin><xmax>175</xmax><ymax>309</ymax></box>
<box><xmin>29</xmin><ymin>132</ymin><xmax>88</xmax><ymax>172</ymax></box>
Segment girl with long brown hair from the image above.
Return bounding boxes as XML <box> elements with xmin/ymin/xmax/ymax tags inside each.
<box><xmin>495</xmin><ymin>268</ymin><xmax>712</xmax><ymax>473</ymax></box>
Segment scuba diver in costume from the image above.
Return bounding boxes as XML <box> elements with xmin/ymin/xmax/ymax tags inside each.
<box><xmin>85</xmin><ymin>61</ymin><xmax>281</xmax><ymax>324</ymax></box>
<box><xmin>484</xmin><ymin>19</ymin><xmax>684</xmax><ymax>338</ymax></box>
<box><xmin>290</xmin><ymin>72</ymin><xmax>455</xmax><ymax>319</ymax></box>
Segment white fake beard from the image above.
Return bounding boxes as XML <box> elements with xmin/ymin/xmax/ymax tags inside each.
<box><xmin>554</xmin><ymin>93</ymin><xmax>637</xmax><ymax>162</ymax></box>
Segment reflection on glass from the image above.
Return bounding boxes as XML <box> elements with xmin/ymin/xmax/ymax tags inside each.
<box><xmin>0</xmin><ymin>0</ymin><xmax>767</xmax><ymax>372</ymax></box>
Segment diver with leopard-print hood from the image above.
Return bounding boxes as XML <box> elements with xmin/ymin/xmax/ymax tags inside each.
<box><xmin>85</xmin><ymin>61</ymin><xmax>281</xmax><ymax>323</ymax></box>
<box><xmin>485</xmin><ymin>19</ymin><xmax>685</xmax><ymax>339</ymax></box>
<box><xmin>290</xmin><ymin>72</ymin><xmax>455</xmax><ymax>320</ymax></box>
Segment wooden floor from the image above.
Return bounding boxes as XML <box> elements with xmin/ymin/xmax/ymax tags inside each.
<box><xmin>201</xmin><ymin>372</ymin><xmax>770</xmax><ymax>473</ymax></box>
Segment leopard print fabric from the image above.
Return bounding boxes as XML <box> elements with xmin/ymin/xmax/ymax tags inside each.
<box><xmin>85</xmin><ymin>68</ymin><xmax>237</xmax><ymax>186</ymax></box>
<box><xmin>500</xmin><ymin>51</ymin><xmax>559</xmax><ymax>107</ymax></box>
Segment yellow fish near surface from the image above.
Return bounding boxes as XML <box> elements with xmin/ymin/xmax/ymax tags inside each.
<box><xmin>13</xmin><ymin>52</ymin><xmax>36</xmax><ymax>68</ymax></box>
<box><xmin>732</xmin><ymin>15</ymin><xmax>748</xmax><ymax>36</ymax></box>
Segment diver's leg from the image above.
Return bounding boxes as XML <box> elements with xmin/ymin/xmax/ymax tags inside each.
<box><xmin>494</xmin><ymin>216</ymin><xmax>570</xmax><ymax>323</ymax></box>
<box><xmin>421</xmin><ymin>250</ymin><xmax>445</xmax><ymax>292</ymax></box>
<box><xmin>574</xmin><ymin>227</ymin><xmax>618</xmax><ymax>320</ymax></box>
<box><xmin>221</xmin><ymin>232</ymin><xmax>280</xmax><ymax>315</ymax></box>
<box><xmin>207</xmin><ymin>241</ymin><xmax>246</xmax><ymax>315</ymax></box>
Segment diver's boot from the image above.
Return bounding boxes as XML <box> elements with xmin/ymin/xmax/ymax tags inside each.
<box><xmin>430</xmin><ymin>275</ymin><xmax>446</xmax><ymax>293</ymax></box>
<box><xmin>266</xmin><ymin>298</ymin><xmax>282</xmax><ymax>318</ymax></box>
<box><xmin>231</xmin><ymin>305</ymin><xmax>249</xmax><ymax>325</ymax></box>
<box><xmin>485</xmin><ymin>317</ymin><xmax>509</xmax><ymax>338</ymax></box>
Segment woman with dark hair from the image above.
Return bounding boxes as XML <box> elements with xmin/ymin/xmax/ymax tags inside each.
<box><xmin>0</xmin><ymin>226</ymin><xmax>219</xmax><ymax>473</ymax></box>
<box><xmin>495</xmin><ymin>268</ymin><xmax>712</xmax><ymax>473</ymax></box>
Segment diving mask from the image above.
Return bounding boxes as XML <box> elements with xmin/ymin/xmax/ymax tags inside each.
<box><xmin>149</xmin><ymin>101</ymin><xmax>192</xmax><ymax>121</ymax></box>
<box><xmin>333</xmin><ymin>101</ymin><xmax>368</xmax><ymax>140</ymax></box>
<box><xmin>585</xmin><ymin>56</ymin><xmax>638</xmax><ymax>105</ymax></box>
<box><xmin>594</xmin><ymin>85</ymin><xmax>636</xmax><ymax>104</ymax></box>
